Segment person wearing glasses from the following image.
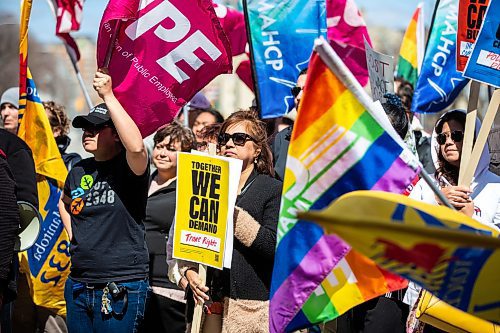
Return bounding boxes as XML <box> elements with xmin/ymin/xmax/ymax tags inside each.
<box><xmin>409</xmin><ymin>109</ymin><xmax>500</xmax><ymax>226</ymax></box>
<box><xmin>404</xmin><ymin>110</ymin><xmax>500</xmax><ymax>326</ymax></box>
<box><xmin>143</xmin><ymin>121</ymin><xmax>195</xmax><ymax>332</ymax></box>
<box><xmin>180</xmin><ymin>110</ymin><xmax>282</xmax><ymax>332</ymax></box>
<box><xmin>59</xmin><ymin>70</ymin><xmax>150</xmax><ymax>332</ymax></box>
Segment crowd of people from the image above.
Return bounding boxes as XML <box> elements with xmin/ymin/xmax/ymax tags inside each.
<box><xmin>1</xmin><ymin>65</ymin><xmax>500</xmax><ymax>333</ymax></box>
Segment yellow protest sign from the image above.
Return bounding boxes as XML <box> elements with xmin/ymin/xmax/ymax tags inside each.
<box><xmin>173</xmin><ymin>153</ymin><xmax>230</xmax><ymax>269</ymax></box>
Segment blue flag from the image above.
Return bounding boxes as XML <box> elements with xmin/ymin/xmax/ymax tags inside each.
<box><xmin>412</xmin><ymin>0</ymin><xmax>469</xmax><ymax>113</ymax></box>
<box><xmin>244</xmin><ymin>0</ymin><xmax>326</xmax><ymax>118</ymax></box>
<box><xmin>463</xmin><ymin>0</ymin><xmax>500</xmax><ymax>88</ymax></box>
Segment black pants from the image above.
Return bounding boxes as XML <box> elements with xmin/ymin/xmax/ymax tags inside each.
<box><xmin>144</xmin><ymin>292</ymin><xmax>186</xmax><ymax>333</ymax></box>
<box><xmin>337</xmin><ymin>296</ymin><xmax>409</xmax><ymax>333</ymax></box>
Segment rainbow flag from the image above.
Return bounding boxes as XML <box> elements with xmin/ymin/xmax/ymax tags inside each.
<box><xmin>18</xmin><ymin>0</ymin><xmax>70</xmax><ymax>316</ymax></box>
<box><xmin>396</xmin><ymin>2</ymin><xmax>425</xmax><ymax>87</ymax></box>
<box><xmin>269</xmin><ymin>38</ymin><xmax>420</xmax><ymax>332</ymax></box>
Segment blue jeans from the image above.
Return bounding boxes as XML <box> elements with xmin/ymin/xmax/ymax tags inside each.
<box><xmin>65</xmin><ymin>277</ymin><xmax>150</xmax><ymax>333</ymax></box>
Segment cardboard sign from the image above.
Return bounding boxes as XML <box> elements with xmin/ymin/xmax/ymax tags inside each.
<box><xmin>173</xmin><ymin>153</ymin><xmax>240</xmax><ymax>269</ymax></box>
<box><xmin>463</xmin><ymin>0</ymin><xmax>500</xmax><ymax>87</ymax></box>
<box><xmin>456</xmin><ymin>0</ymin><xmax>490</xmax><ymax>72</ymax></box>
<box><xmin>364</xmin><ymin>38</ymin><xmax>394</xmax><ymax>102</ymax></box>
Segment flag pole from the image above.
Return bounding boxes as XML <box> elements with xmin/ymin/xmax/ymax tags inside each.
<box><xmin>103</xmin><ymin>20</ymin><xmax>122</xmax><ymax>68</ymax></box>
<box><xmin>242</xmin><ymin>0</ymin><xmax>261</xmax><ymax>116</ymax></box>
<box><xmin>64</xmin><ymin>44</ymin><xmax>93</xmax><ymax>110</ymax></box>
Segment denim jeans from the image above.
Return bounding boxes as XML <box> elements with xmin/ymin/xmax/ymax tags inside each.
<box><xmin>65</xmin><ymin>277</ymin><xmax>150</xmax><ymax>333</ymax></box>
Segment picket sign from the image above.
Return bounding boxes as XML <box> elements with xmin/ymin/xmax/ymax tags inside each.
<box><xmin>191</xmin><ymin>142</ymin><xmax>218</xmax><ymax>333</ymax></box>
<box><xmin>460</xmin><ymin>89</ymin><xmax>500</xmax><ymax>186</ymax></box>
<box><xmin>458</xmin><ymin>80</ymin><xmax>480</xmax><ymax>186</ymax></box>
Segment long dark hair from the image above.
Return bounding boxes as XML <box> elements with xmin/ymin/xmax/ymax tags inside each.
<box><xmin>219</xmin><ymin>110</ymin><xmax>274</xmax><ymax>176</ymax></box>
<box><xmin>434</xmin><ymin>110</ymin><xmax>466</xmax><ymax>186</ymax></box>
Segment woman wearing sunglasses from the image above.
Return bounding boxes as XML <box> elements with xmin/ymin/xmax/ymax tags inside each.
<box><xmin>405</xmin><ymin>110</ymin><xmax>500</xmax><ymax>327</ymax></box>
<box><xmin>180</xmin><ymin>110</ymin><xmax>282</xmax><ymax>332</ymax></box>
<box><xmin>409</xmin><ymin>109</ymin><xmax>500</xmax><ymax>227</ymax></box>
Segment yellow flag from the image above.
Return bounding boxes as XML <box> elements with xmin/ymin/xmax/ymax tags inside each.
<box><xmin>18</xmin><ymin>0</ymin><xmax>70</xmax><ymax>316</ymax></box>
<box><xmin>299</xmin><ymin>191</ymin><xmax>500</xmax><ymax>324</ymax></box>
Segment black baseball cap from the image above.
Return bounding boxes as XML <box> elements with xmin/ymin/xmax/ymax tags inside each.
<box><xmin>72</xmin><ymin>103</ymin><xmax>113</xmax><ymax>128</ymax></box>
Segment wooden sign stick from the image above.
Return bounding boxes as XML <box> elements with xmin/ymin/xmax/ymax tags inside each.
<box><xmin>458</xmin><ymin>81</ymin><xmax>480</xmax><ymax>186</ymax></box>
<box><xmin>191</xmin><ymin>142</ymin><xmax>218</xmax><ymax>333</ymax></box>
<box><xmin>461</xmin><ymin>89</ymin><xmax>500</xmax><ymax>187</ymax></box>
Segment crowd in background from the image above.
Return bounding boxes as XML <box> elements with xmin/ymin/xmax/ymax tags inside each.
<box><xmin>1</xmin><ymin>66</ymin><xmax>500</xmax><ymax>333</ymax></box>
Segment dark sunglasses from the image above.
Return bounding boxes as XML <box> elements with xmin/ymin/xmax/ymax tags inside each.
<box><xmin>291</xmin><ymin>86</ymin><xmax>302</xmax><ymax>97</ymax></box>
<box><xmin>83</xmin><ymin>125</ymin><xmax>109</xmax><ymax>136</ymax></box>
<box><xmin>218</xmin><ymin>132</ymin><xmax>256</xmax><ymax>146</ymax></box>
<box><xmin>436</xmin><ymin>130</ymin><xmax>464</xmax><ymax>145</ymax></box>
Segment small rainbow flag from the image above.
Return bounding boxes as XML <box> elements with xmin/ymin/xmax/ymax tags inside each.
<box><xmin>396</xmin><ymin>2</ymin><xmax>425</xmax><ymax>87</ymax></box>
<box><xmin>269</xmin><ymin>39</ymin><xmax>420</xmax><ymax>332</ymax></box>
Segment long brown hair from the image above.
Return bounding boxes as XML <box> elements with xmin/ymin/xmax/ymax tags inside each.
<box><xmin>219</xmin><ymin>110</ymin><xmax>274</xmax><ymax>176</ymax></box>
<box><xmin>434</xmin><ymin>110</ymin><xmax>466</xmax><ymax>186</ymax></box>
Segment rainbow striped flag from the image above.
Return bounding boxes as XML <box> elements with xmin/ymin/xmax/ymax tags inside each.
<box><xmin>396</xmin><ymin>2</ymin><xmax>425</xmax><ymax>87</ymax></box>
<box><xmin>269</xmin><ymin>38</ymin><xmax>420</xmax><ymax>332</ymax></box>
<box><xmin>18</xmin><ymin>0</ymin><xmax>70</xmax><ymax>316</ymax></box>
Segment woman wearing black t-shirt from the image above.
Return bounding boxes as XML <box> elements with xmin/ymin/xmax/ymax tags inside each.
<box><xmin>59</xmin><ymin>70</ymin><xmax>150</xmax><ymax>332</ymax></box>
<box><xmin>143</xmin><ymin>122</ymin><xmax>195</xmax><ymax>332</ymax></box>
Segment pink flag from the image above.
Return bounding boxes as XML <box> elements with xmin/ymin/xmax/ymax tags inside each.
<box><xmin>52</xmin><ymin>0</ymin><xmax>83</xmax><ymax>61</ymax></box>
<box><xmin>213</xmin><ymin>3</ymin><xmax>247</xmax><ymax>56</ymax></box>
<box><xmin>236</xmin><ymin>59</ymin><xmax>253</xmax><ymax>91</ymax></box>
<box><xmin>326</xmin><ymin>0</ymin><xmax>371</xmax><ymax>86</ymax></box>
<box><xmin>97</xmin><ymin>0</ymin><xmax>232</xmax><ymax>137</ymax></box>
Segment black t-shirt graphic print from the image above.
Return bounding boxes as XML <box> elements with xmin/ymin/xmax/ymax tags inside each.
<box><xmin>64</xmin><ymin>151</ymin><xmax>149</xmax><ymax>283</ymax></box>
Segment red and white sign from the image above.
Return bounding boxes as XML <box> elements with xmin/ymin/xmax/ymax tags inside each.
<box><xmin>456</xmin><ymin>0</ymin><xmax>490</xmax><ymax>72</ymax></box>
<box><xmin>181</xmin><ymin>230</ymin><xmax>221</xmax><ymax>252</ymax></box>
<box><xmin>97</xmin><ymin>0</ymin><xmax>232</xmax><ymax>137</ymax></box>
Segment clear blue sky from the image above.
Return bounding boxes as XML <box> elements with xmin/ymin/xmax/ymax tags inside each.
<box><xmin>0</xmin><ymin>0</ymin><xmax>435</xmax><ymax>45</ymax></box>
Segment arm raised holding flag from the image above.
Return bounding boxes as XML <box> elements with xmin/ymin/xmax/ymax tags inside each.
<box><xmin>93</xmin><ymin>70</ymin><xmax>148</xmax><ymax>176</ymax></box>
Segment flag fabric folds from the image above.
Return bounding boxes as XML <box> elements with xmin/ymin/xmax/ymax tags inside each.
<box><xmin>18</xmin><ymin>0</ymin><xmax>70</xmax><ymax>316</ymax></box>
<box><xmin>97</xmin><ymin>0</ymin><xmax>232</xmax><ymax>137</ymax></box>
<box><xmin>49</xmin><ymin>0</ymin><xmax>83</xmax><ymax>62</ymax></box>
<box><xmin>396</xmin><ymin>2</ymin><xmax>425</xmax><ymax>87</ymax></box>
<box><xmin>411</xmin><ymin>0</ymin><xmax>468</xmax><ymax>113</ymax></box>
<box><xmin>244</xmin><ymin>0</ymin><xmax>327</xmax><ymax>119</ymax></box>
<box><xmin>269</xmin><ymin>38</ymin><xmax>420</xmax><ymax>332</ymax></box>
<box><xmin>326</xmin><ymin>0</ymin><xmax>371</xmax><ymax>87</ymax></box>
<box><xmin>301</xmin><ymin>190</ymin><xmax>500</xmax><ymax>324</ymax></box>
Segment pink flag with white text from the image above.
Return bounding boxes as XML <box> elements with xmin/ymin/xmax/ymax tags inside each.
<box><xmin>326</xmin><ymin>0</ymin><xmax>371</xmax><ymax>86</ymax></box>
<box><xmin>97</xmin><ymin>0</ymin><xmax>232</xmax><ymax>136</ymax></box>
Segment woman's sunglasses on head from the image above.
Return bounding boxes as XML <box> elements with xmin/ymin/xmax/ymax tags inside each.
<box><xmin>436</xmin><ymin>130</ymin><xmax>464</xmax><ymax>145</ymax></box>
<box><xmin>218</xmin><ymin>132</ymin><xmax>256</xmax><ymax>146</ymax></box>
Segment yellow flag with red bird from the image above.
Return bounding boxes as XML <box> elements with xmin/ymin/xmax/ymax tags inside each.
<box><xmin>299</xmin><ymin>190</ymin><xmax>500</xmax><ymax>325</ymax></box>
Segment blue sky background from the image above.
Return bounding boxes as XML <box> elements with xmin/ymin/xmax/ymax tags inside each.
<box><xmin>0</xmin><ymin>0</ymin><xmax>436</xmax><ymax>45</ymax></box>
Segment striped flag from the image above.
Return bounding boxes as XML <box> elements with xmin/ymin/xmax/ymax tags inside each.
<box><xmin>396</xmin><ymin>2</ymin><xmax>425</xmax><ymax>87</ymax></box>
<box><xmin>269</xmin><ymin>38</ymin><xmax>419</xmax><ymax>332</ymax></box>
<box><xmin>19</xmin><ymin>0</ymin><xmax>70</xmax><ymax>316</ymax></box>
